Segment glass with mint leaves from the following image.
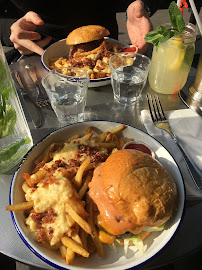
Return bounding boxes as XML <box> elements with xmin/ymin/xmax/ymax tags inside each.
<box><xmin>0</xmin><ymin>42</ymin><xmax>33</xmax><ymax>173</ymax></box>
<box><xmin>145</xmin><ymin>1</ymin><xmax>197</xmax><ymax>94</ymax></box>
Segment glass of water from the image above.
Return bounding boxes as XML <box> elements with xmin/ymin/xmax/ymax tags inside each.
<box><xmin>42</xmin><ymin>67</ymin><xmax>89</xmax><ymax>125</ymax></box>
<box><xmin>109</xmin><ymin>52</ymin><xmax>151</xmax><ymax>105</ymax></box>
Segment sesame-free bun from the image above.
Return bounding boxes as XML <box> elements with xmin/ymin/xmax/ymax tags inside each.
<box><xmin>102</xmin><ymin>149</ymin><xmax>177</xmax><ymax>228</ymax></box>
<box><xmin>66</xmin><ymin>25</ymin><xmax>110</xmax><ymax>45</ymax></box>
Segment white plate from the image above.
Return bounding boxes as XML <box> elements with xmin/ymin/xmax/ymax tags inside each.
<box><xmin>41</xmin><ymin>38</ymin><xmax>128</xmax><ymax>88</ymax></box>
<box><xmin>9</xmin><ymin>121</ymin><xmax>185</xmax><ymax>270</ymax></box>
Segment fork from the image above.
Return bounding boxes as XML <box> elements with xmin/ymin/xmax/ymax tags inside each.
<box><xmin>25</xmin><ymin>64</ymin><xmax>50</xmax><ymax>107</ymax></box>
<box><xmin>147</xmin><ymin>94</ymin><xmax>202</xmax><ymax>191</ymax></box>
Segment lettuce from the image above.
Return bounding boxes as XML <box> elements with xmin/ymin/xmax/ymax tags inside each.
<box><xmin>144</xmin><ymin>225</ymin><xmax>164</xmax><ymax>232</ymax></box>
<box><xmin>116</xmin><ymin>236</ymin><xmax>145</xmax><ymax>254</ymax></box>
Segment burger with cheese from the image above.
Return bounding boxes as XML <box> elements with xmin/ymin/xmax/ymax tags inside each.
<box><xmin>89</xmin><ymin>149</ymin><xmax>177</xmax><ymax>250</ymax></box>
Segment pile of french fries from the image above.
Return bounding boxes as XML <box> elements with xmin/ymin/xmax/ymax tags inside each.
<box><xmin>6</xmin><ymin>124</ymin><xmax>132</xmax><ymax>265</ymax></box>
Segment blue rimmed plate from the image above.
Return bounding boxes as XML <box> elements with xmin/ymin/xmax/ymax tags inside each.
<box><xmin>9</xmin><ymin>120</ymin><xmax>185</xmax><ymax>270</ymax></box>
<box><xmin>41</xmin><ymin>38</ymin><xmax>128</xmax><ymax>88</ymax></box>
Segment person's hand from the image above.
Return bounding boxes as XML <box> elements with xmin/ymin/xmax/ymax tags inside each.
<box><xmin>127</xmin><ymin>0</ymin><xmax>153</xmax><ymax>53</ymax></box>
<box><xmin>10</xmin><ymin>11</ymin><xmax>52</xmax><ymax>55</ymax></box>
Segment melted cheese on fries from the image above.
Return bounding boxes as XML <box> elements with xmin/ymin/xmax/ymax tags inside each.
<box><xmin>26</xmin><ymin>171</ymin><xmax>75</xmax><ymax>246</ymax></box>
<box><xmin>49</xmin><ymin>40</ymin><xmax>122</xmax><ymax>79</ymax></box>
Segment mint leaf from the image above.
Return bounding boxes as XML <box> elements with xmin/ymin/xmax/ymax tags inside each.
<box><xmin>0</xmin><ymin>137</ymin><xmax>31</xmax><ymax>163</ymax></box>
<box><xmin>144</xmin><ymin>1</ymin><xmax>185</xmax><ymax>48</ymax></box>
<box><xmin>168</xmin><ymin>2</ymin><xmax>185</xmax><ymax>33</ymax></box>
<box><xmin>176</xmin><ymin>15</ymin><xmax>185</xmax><ymax>33</ymax></box>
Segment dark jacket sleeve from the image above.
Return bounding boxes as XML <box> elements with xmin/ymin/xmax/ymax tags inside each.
<box><xmin>0</xmin><ymin>18</ymin><xmax>16</xmax><ymax>46</ymax></box>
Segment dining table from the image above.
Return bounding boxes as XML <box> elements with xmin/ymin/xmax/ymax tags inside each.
<box><xmin>0</xmin><ymin>37</ymin><xmax>202</xmax><ymax>270</ymax></box>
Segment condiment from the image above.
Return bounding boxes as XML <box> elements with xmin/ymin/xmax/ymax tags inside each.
<box><xmin>123</xmin><ymin>45</ymin><xmax>137</xmax><ymax>53</ymax></box>
<box><xmin>123</xmin><ymin>142</ymin><xmax>152</xmax><ymax>156</ymax></box>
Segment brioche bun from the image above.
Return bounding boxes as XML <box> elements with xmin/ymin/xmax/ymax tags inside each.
<box><xmin>89</xmin><ymin>149</ymin><xmax>177</xmax><ymax>237</ymax></box>
<box><xmin>66</xmin><ymin>25</ymin><xmax>110</xmax><ymax>45</ymax></box>
<box><xmin>102</xmin><ymin>149</ymin><xmax>177</xmax><ymax>228</ymax></box>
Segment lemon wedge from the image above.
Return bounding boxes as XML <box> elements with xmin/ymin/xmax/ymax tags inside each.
<box><xmin>166</xmin><ymin>37</ymin><xmax>185</xmax><ymax>70</ymax></box>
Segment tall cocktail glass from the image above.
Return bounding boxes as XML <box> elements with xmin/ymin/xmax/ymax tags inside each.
<box><xmin>0</xmin><ymin>42</ymin><xmax>33</xmax><ymax>173</ymax></box>
<box><xmin>149</xmin><ymin>23</ymin><xmax>197</xmax><ymax>94</ymax></box>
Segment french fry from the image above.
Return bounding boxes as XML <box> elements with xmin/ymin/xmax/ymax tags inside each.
<box><xmin>6</xmin><ymin>200</ymin><xmax>34</xmax><ymax>211</ymax></box>
<box><xmin>66</xmin><ymin>134</ymin><xmax>80</xmax><ymax>143</ymax></box>
<box><xmin>23</xmin><ymin>173</ymin><xmax>33</xmax><ymax>188</ymax></box>
<box><xmin>65</xmin><ymin>248</ymin><xmax>75</xmax><ymax>264</ymax></box>
<box><xmin>66</xmin><ymin>204</ymin><xmax>92</xmax><ymax>236</ymax></box>
<box><xmin>61</xmin><ymin>236</ymin><xmax>89</xmax><ymax>258</ymax></box>
<box><xmin>109</xmin><ymin>124</ymin><xmax>126</xmax><ymax>135</ymax></box>
<box><xmin>75</xmin><ymin>157</ymin><xmax>91</xmax><ymax>188</ymax></box>
<box><xmin>22</xmin><ymin>181</ymin><xmax>29</xmax><ymax>193</ymax></box>
<box><xmin>60</xmin><ymin>245</ymin><xmax>67</xmax><ymax>259</ymax></box>
<box><xmin>80</xmin><ymin>229</ymin><xmax>88</xmax><ymax>251</ymax></box>
<box><xmin>118</xmin><ymin>136</ymin><xmax>125</xmax><ymax>149</ymax></box>
<box><xmin>94</xmin><ymin>132</ymin><xmax>110</xmax><ymax>143</ymax></box>
<box><xmin>79</xmin><ymin>171</ymin><xmax>93</xmax><ymax>199</ymax></box>
<box><xmin>81</xmin><ymin>133</ymin><xmax>93</xmax><ymax>140</ymax></box>
<box><xmin>105</xmin><ymin>132</ymin><xmax>112</xmax><ymax>142</ymax></box>
<box><xmin>96</xmin><ymin>142</ymin><xmax>116</xmax><ymax>150</ymax></box>
<box><xmin>87</xmin><ymin>198</ymin><xmax>104</xmax><ymax>257</ymax></box>
<box><xmin>67</xmin><ymin>197</ymin><xmax>88</xmax><ymax>218</ymax></box>
<box><xmin>72</xmin><ymin>232</ymin><xmax>83</xmax><ymax>247</ymax></box>
<box><xmin>85</xmin><ymin>126</ymin><xmax>93</xmax><ymax>135</ymax></box>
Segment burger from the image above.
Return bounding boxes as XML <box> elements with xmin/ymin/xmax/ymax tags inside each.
<box><xmin>66</xmin><ymin>25</ymin><xmax>110</xmax><ymax>59</ymax></box>
<box><xmin>52</xmin><ymin>25</ymin><xmax>123</xmax><ymax>79</ymax></box>
<box><xmin>89</xmin><ymin>149</ymin><xmax>177</xmax><ymax>249</ymax></box>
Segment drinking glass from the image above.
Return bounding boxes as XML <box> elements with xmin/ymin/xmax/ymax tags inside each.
<box><xmin>0</xmin><ymin>42</ymin><xmax>33</xmax><ymax>173</ymax></box>
<box><xmin>149</xmin><ymin>23</ymin><xmax>197</xmax><ymax>95</ymax></box>
<box><xmin>42</xmin><ymin>67</ymin><xmax>89</xmax><ymax>125</ymax></box>
<box><xmin>109</xmin><ymin>53</ymin><xmax>151</xmax><ymax>105</ymax></box>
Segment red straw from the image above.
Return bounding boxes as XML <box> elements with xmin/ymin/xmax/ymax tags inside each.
<box><xmin>179</xmin><ymin>0</ymin><xmax>188</xmax><ymax>17</ymax></box>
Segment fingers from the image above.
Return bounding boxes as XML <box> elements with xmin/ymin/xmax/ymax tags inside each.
<box><xmin>10</xmin><ymin>11</ymin><xmax>48</xmax><ymax>55</ymax></box>
<box><xmin>134</xmin><ymin>0</ymin><xmax>144</xmax><ymax>18</ymax></box>
<box><xmin>24</xmin><ymin>11</ymin><xmax>44</xmax><ymax>26</ymax></box>
<box><xmin>12</xmin><ymin>36</ymin><xmax>52</xmax><ymax>55</ymax></box>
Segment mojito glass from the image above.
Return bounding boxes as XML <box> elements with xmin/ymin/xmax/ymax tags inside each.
<box><xmin>149</xmin><ymin>23</ymin><xmax>197</xmax><ymax>94</ymax></box>
<box><xmin>0</xmin><ymin>42</ymin><xmax>33</xmax><ymax>173</ymax></box>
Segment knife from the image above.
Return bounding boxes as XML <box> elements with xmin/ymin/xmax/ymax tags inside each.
<box><xmin>13</xmin><ymin>70</ymin><xmax>42</xmax><ymax>128</ymax></box>
<box><xmin>178</xmin><ymin>90</ymin><xmax>202</xmax><ymax>118</ymax></box>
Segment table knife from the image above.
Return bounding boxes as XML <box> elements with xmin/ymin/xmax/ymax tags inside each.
<box><xmin>179</xmin><ymin>90</ymin><xmax>202</xmax><ymax>118</ymax></box>
<box><xmin>13</xmin><ymin>70</ymin><xmax>42</xmax><ymax>128</ymax></box>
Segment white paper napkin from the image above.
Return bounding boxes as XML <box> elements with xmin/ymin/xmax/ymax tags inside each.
<box><xmin>141</xmin><ymin>108</ymin><xmax>202</xmax><ymax>199</ymax></box>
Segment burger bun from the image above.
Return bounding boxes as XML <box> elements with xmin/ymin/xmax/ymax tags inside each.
<box><xmin>102</xmin><ymin>149</ymin><xmax>177</xmax><ymax>228</ymax></box>
<box><xmin>66</xmin><ymin>25</ymin><xmax>110</xmax><ymax>45</ymax></box>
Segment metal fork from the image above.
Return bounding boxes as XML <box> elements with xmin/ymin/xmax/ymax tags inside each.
<box><xmin>25</xmin><ymin>64</ymin><xmax>50</xmax><ymax>107</ymax></box>
<box><xmin>147</xmin><ymin>94</ymin><xmax>202</xmax><ymax>191</ymax></box>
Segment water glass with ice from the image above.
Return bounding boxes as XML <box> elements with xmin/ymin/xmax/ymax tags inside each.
<box><xmin>109</xmin><ymin>53</ymin><xmax>151</xmax><ymax>105</ymax></box>
<box><xmin>42</xmin><ymin>67</ymin><xmax>89</xmax><ymax>125</ymax></box>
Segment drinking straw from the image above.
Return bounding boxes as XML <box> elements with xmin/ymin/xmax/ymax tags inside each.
<box><xmin>189</xmin><ymin>0</ymin><xmax>202</xmax><ymax>35</ymax></box>
<box><xmin>177</xmin><ymin>0</ymin><xmax>181</xmax><ymax>7</ymax></box>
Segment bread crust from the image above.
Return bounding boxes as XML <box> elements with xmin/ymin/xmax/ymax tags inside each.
<box><xmin>102</xmin><ymin>149</ymin><xmax>177</xmax><ymax>228</ymax></box>
<box><xmin>66</xmin><ymin>25</ymin><xmax>110</xmax><ymax>45</ymax></box>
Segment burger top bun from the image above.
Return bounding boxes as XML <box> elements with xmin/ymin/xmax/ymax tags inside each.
<box><xmin>66</xmin><ymin>25</ymin><xmax>110</xmax><ymax>45</ymax></box>
<box><xmin>102</xmin><ymin>149</ymin><xmax>177</xmax><ymax>228</ymax></box>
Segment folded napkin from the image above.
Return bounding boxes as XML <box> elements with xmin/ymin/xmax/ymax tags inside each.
<box><xmin>141</xmin><ymin>108</ymin><xmax>202</xmax><ymax>199</ymax></box>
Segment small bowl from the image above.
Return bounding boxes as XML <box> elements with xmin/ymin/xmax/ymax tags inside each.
<box><xmin>41</xmin><ymin>38</ymin><xmax>128</xmax><ymax>88</ymax></box>
<box><xmin>123</xmin><ymin>141</ymin><xmax>155</xmax><ymax>158</ymax></box>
